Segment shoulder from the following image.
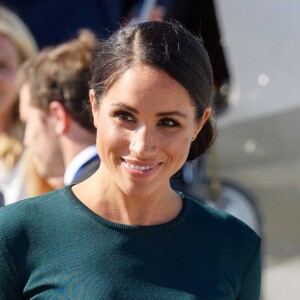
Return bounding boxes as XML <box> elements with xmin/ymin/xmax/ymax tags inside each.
<box><xmin>184</xmin><ymin>196</ymin><xmax>261</xmax><ymax>287</ymax></box>
<box><xmin>0</xmin><ymin>187</ymin><xmax>75</xmax><ymax>265</ymax></box>
<box><xmin>185</xmin><ymin>195</ymin><xmax>261</xmax><ymax>248</ymax></box>
<box><xmin>0</xmin><ymin>187</ymin><xmax>69</xmax><ymax>235</ymax></box>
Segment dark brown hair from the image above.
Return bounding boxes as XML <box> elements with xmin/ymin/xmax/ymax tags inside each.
<box><xmin>90</xmin><ymin>20</ymin><xmax>215</xmax><ymax>160</ymax></box>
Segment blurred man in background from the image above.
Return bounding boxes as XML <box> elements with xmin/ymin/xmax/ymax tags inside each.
<box><xmin>18</xmin><ymin>30</ymin><xmax>100</xmax><ymax>186</ymax></box>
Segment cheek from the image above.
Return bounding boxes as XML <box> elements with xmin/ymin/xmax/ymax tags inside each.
<box><xmin>163</xmin><ymin>131</ymin><xmax>192</xmax><ymax>150</ymax></box>
<box><xmin>0</xmin><ymin>71</ymin><xmax>17</xmax><ymax>93</ymax></box>
<box><xmin>96</xmin><ymin>125</ymin><xmax>129</xmax><ymax>156</ymax></box>
<box><xmin>26</xmin><ymin>120</ymin><xmax>48</xmax><ymax>146</ymax></box>
<box><xmin>24</xmin><ymin>122</ymin><xmax>36</xmax><ymax>146</ymax></box>
<box><xmin>0</xmin><ymin>69</ymin><xmax>16</xmax><ymax>82</ymax></box>
<box><xmin>0</xmin><ymin>76</ymin><xmax>16</xmax><ymax>104</ymax></box>
<box><xmin>164</xmin><ymin>131</ymin><xmax>194</xmax><ymax>166</ymax></box>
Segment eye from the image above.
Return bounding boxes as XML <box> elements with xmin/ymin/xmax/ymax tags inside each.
<box><xmin>158</xmin><ymin>118</ymin><xmax>180</xmax><ymax>127</ymax></box>
<box><xmin>113</xmin><ymin>110</ymin><xmax>135</xmax><ymax>122</ymax></box>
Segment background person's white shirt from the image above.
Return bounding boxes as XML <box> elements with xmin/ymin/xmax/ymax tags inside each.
<box><xmin>64</xmin><ymin>145</ymin><xmax>98</xmax><ymax>185</ymax></box>
<box><xmin>0</xmin><ymin>154</ymin><xmax>27</xmax><ymax>206</ymax></box>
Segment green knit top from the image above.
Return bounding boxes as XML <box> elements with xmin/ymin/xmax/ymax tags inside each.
<box><xmin>0</xmin><ymin>186</ymin><xmax>261</xmax><ymax>299</ymax></box>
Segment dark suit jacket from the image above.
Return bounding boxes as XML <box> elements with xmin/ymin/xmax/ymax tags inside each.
<box><xmin>72</xmin><ymin>156</ymin><xmax>100</xmax><ymax>184</ymax></box>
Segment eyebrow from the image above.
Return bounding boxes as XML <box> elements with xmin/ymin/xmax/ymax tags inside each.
<box><xmin>111</xmin><ymin>103</ymin><xmax>138</xmax><ymax>113</ymax></box>
<box><xmin>111</xmin><ymin>103</ymin><xmax>187</xmax><ymax>118</ymax></box>
<box><xmin>157</xmin><ymin>111</ymin><xmax>187</xmax><ymax>118</ymax></box>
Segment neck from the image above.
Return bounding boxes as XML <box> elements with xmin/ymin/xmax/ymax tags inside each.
<box><xmin>100</xmin><ymin>190</ymin><xmax>181</xmax><ymax>226</ymax></box>
<box><xmin>62</xmin><ymin>122</ymin><xmax>96</xmax><ymax>167</ymax></box>
<box><xmin>73</xmin><ymin>169</ymin><xmax>182</xmax><ymax>226</ymax></box>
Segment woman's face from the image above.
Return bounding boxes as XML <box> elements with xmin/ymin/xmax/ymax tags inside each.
<box><xmin>90</xmin><ymin>64</ymin><xmax>210</xmax><ymax>196</ymax></box>
<box><xmin>0</xmin><ymin>34</ymin><xmax>20</xmax><ymax>120</ymax></box>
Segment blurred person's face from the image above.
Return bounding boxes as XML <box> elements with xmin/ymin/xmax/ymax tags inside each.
<box><xmin>90</xmin><ymin>64</ymin><xmax>210</xmax><ymax>198</ymax></box>
<box><xmin>19</xmin><ymin>83</ymin><xmax>65</xmax><ymax>179</ymax></box>
<box><xmin>0</xmin><ymin>34</ymin><xmax>20</xmax><ymax>127</ymax></box>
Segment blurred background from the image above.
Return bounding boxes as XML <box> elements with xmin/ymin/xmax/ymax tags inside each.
<box><xmin>2</xmin><ymin>0</ymin><xmax>300</xmax><ymax>298</ymax></box>
<box><xmin>215</xmin><ymin>0</ymin><xmax>300</xmax><ymax>298</ymax></box>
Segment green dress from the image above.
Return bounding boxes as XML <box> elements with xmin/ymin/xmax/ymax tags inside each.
<box><xmin>0</xmin><ymin>186</ymin><xmax>261</xmax><ymax>299</ymax></box>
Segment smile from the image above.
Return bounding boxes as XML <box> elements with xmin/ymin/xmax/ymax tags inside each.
<box><xmin>124</xmin><ymin>161</ymin><xmax>153</xmax><ymax>171</ymax></box>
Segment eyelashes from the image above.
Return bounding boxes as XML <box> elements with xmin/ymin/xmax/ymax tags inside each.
<box><xmin>157</xmin><ymin>118</ymin><xmax>180</xmax><ymax>127</ymax></box>
<box><xmin>113</xmin><ymin>110</ymin><xmax>134</xmax><ymax>122</ymax></box>
<box><xmin>112</xmin><ymin>110</ymin><xmax>180</xmax><ymax>128</ymax></box>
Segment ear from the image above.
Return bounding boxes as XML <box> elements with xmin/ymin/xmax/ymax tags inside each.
<box><xmin>89</xmin><ymin>89</ymin><xmax>98</xmax><ymax>129</ymax></box>
<box><xmin>48</xmin><ymin>101</ymin><xmax>70</xmax><ymax>135</ymax></box>
<box><xmin>192</xmin><ymin>107</ymin><xmax>211</xmax><ymax>140</ymax></box>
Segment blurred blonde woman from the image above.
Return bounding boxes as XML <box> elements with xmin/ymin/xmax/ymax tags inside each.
<box><xmin>0</xmin><ymin>6</ymin><xmax>57</xmax><ymax>205</ymax></box>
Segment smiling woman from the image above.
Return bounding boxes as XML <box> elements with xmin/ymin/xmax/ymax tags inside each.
<box><xmin>0</xmin><ymin>20</ymin><xmax>261</xmax><ymax>299</ymax></box>
<box><xmin>87</xmin><ymin>64</ymin><xmax>209</xmax><ymax>208</ymax></box>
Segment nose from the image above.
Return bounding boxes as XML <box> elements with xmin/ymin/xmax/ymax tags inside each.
<box><xmin>129</xmin><ymin>125</ymin><xmax>157</xmax><ymax>157</ymax></box>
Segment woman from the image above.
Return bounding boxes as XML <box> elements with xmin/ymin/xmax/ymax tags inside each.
<box><xmin>0</xmin><ymin>6</ymin><xmax>38</xmax><ymax>205</ymax></box>
<box><xmin>0</xmin><ymin>21</ymin><xmax>261</xmax><ymax>299</ymax></box>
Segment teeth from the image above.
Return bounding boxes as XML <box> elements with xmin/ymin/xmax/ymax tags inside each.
<box><xmin>125</xmin><ymin>162</ymin><xmax>153</xmax><ymax>171</ymax></box>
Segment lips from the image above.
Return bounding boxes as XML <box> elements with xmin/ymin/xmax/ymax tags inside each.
<box><xmin>124</xmin><ymin>161</ymin><xmax>153</xmax><ymax>171</ymax></box>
